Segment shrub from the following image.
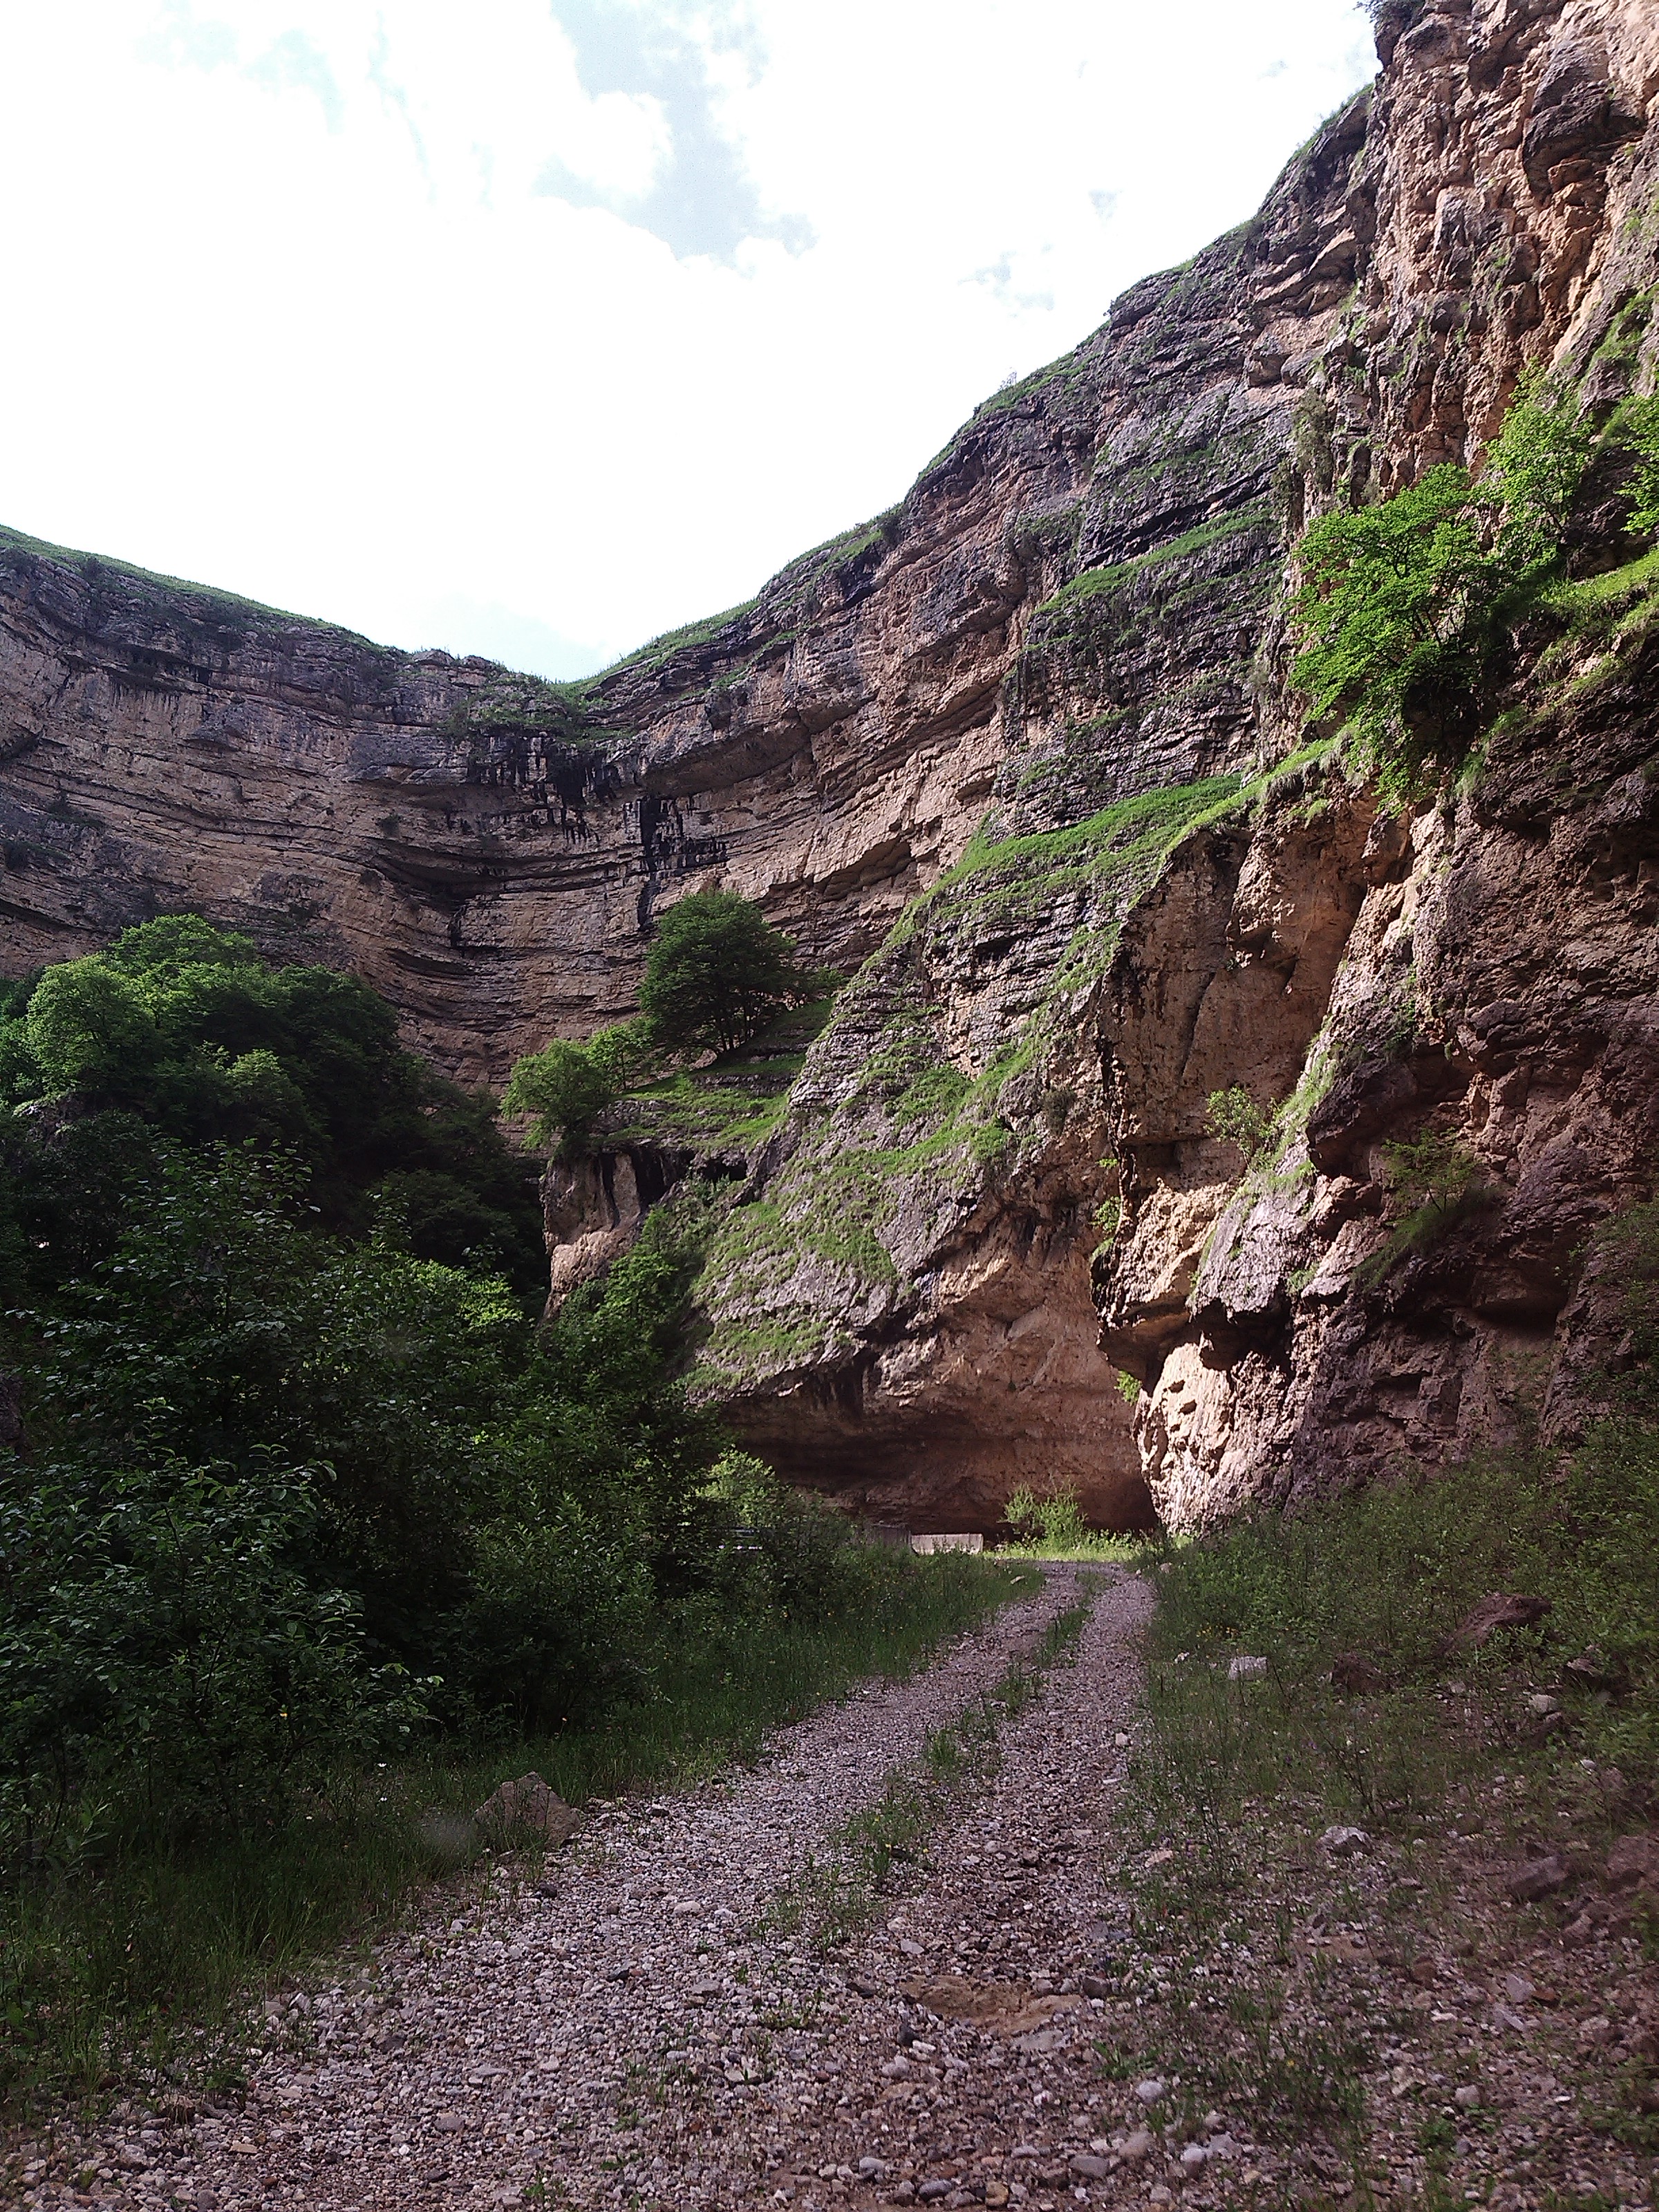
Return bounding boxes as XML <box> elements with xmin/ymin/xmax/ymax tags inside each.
<box><xmin>1358</xmin><ymin>1127</ymin><xmax>1497</xmax><ymax>1284</ymax></box>
<box><xmin>1291</xmin><ymin>462</ymin><xmax>1494</xmax><ymax>790</ymax></box>
<box><xmin>638</xmin><ymin>890</ymin><xmax>803</xmax><ymax>1058</ymax></box>
<box><xmin>1622</xmin><ymin>393</ymin><xmax>1659</xmax><ymax>541</ymax></box>
<box><xmin>0</xmin><ymin>1454</ymin><xmax>421</xmax><ymax>1845</ymax></box>
<box><xmin>1291</xmin><ymin>379</ymin><xmax>1594</xmax><ymax>796</ymax></box>
<box><xmin>1206</xmin><ymin>1085</ymin><xmax>1275</xmax><ymax>1160</ymax></box>
<box><xmin>1004</xmin><ymin>1485</ymin><xmax>1091</xmax><ymax>1550</ymax></box>
<box><xmin>0</xmin><ymin>917</ymin><xmax>545</xmax><ymax>1291</ymax></box>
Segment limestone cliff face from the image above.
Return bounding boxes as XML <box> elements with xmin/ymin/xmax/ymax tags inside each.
<box><xmin>3</xmin><ymin>0</ymin><xmax>1657</xmax><ymax>1532</ymax></box>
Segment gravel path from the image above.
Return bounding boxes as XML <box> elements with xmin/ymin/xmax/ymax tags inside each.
<box><xmin>30</xmin><ymin>1564</ymin><xmax>1154</xmax><ymax>2212</ymax></box>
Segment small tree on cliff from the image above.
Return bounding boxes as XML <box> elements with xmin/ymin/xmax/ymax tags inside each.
<box><xmin>638</xmin><ymin>891</ymin><xmax>799</xmax><ymax>1060</ymax></box>
<box><xmin>501</xmin><ymin>1022</ymin><xmax>654</xmax><ymax>1153</ymax></box>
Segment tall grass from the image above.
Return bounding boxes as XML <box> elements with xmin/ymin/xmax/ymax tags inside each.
<box><xmin>3</xmin><ymin>1550</ymin><xmax>1030</xmax><ymax>2114</ymax></box>
<box><xmin>1130</xmin><ymin>1414</ymin><xmax>1659</xmax><ymax>1900</ymax></box>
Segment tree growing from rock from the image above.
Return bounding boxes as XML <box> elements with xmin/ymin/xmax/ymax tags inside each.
<box><xmin>637</xmin><ymin>890</ymin><xmax>801</xmax><ymax>1059</ymax></box>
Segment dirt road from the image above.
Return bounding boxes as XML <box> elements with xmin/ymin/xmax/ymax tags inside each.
<box><xmin>42</xmin><ymin>1564</ymin><xmax>1155</xmax><ymax>2211</ymax></box>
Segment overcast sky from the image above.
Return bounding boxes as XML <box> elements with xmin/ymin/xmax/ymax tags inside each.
<box><xmin>0</xmin><ymin>3</ymin><xmax>1376</xmax><ymax>677</ymax></box>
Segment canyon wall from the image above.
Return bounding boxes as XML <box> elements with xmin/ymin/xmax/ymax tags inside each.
<box><xmin>2</xmin><ymin>0</ymin><xmax>1657</xmax><ymax>1531</ymax></box>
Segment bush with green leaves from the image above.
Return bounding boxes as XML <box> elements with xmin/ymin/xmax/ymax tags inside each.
<box><xmin>0</xmin><ymin>1456</ymin><xmax>422</xmax><ymax>1844</ymax></box>
<box><xmin>0</xmin><ymin>1125</ymin><xmax>749</xmax><ymax>1836</ymax></box>
<box><xmin>638</xmin><ymin>890</ymin><xmax>805</xmax><ymax>1059</ymax></box>
<box><xmin>0</xmin><ymin>916</ymin><xmax>544</xmax><ymax>1291</ymax></box>
<box><xmin>1288</xmin><ymin>377</ymin><xmax>1642</xmax><ymax>795</ymax></box>
<box><xmin>1621</xmin><ymin>392</ymin><xmax>1659</xmax><ymax>541</ymax></box>
<box><xmin>1206</xmin><ymin>1085</ymin><xmax>1276</xmax><ymax>1160</ymax></box>
<box><xmin>500</xmin><ymin>1020</ymin><xmax>656</xmax><ymax>1154</ymax></box>
<box><xmin>1357</xmin><ymin>1126</ymin><xmax>1497</xmax><ymax>1285</ymax></box>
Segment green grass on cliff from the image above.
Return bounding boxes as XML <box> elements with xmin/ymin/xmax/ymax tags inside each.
<box><xmin>1034</xmin><ymin>503</ymin><xmax>1274</xmax><ymax>624</ymax></box>
<box><xmin>0</xmin><ymin>523</ymin><xmax>334</xmax><ymax>639</ymax></box>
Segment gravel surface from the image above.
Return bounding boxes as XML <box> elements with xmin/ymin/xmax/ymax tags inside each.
<box><xmin>24</xmin><ymin>1564</ymin><xmax>1153</xmax><ymax>2212</ymax></box>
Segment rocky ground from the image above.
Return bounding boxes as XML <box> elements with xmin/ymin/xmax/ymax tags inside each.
<box><xmin>10</xmin><ymin>1563</ymin><xmax>1656</xmax><ymax>2210</ymax></box>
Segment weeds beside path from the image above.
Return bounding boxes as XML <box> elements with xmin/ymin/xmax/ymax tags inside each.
<box><xmin>8</xmin><ymin>1562</ymin><xmax>1089</xmax><ymax>2209</ymax></box>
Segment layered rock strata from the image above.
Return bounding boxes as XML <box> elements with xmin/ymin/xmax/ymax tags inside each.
<box><xmin>2</xmin><ymin>0</ymin><xmax>1656</xmax><ymax>1530</ymax></box>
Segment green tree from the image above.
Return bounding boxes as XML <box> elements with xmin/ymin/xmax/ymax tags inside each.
<box><xmin>1479</xmin><ymin>371</ymin><xmax>1595</xmax><ymax>566</ymax></box>
<box><xmin>1291</xmin><ymin>381</ymin><xmax>1600</xmax><ymax>797</ymax></box>
<box><xmin>26</xmin><ymin>962</ymin><xmax>160</xmax><ymax>1093</ymax></box>
<box><xmin>500</xmin><ymin>1020</ymin><xmax>656</xmax><ymax>1155</ymax></box>
<box><xmin>1620</xmin><ymin>393</ymin><xmax>1659</xmax><ymax>540</ymax></box>
<box><xmin>637</xmin><ymin>890</ymin><xmax>800</xmax><ymax>1058</ymax></box>
<box><xmin>0</xmin><ymin>917</ymin><xmax>545</xmax><ymax>1290</ymax></box>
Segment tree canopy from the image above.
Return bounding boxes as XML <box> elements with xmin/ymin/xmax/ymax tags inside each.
<box><xmin>637</xmin><ymin>889</ymin><xmax>802</xmax><ymax>1059</ymax></box>
<box><xmin>0</xmin><ymin>916</ymin><xmax>545</xmax><ymax>1291</ymax></box>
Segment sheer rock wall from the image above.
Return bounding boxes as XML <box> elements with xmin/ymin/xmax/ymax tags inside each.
<box><xmin>1</xmin><ymin>0</ymin><xmax>1656</xmax><ymax>1530</ymax></box>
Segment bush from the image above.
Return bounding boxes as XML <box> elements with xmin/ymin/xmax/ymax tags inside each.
<box><xmin>1206</xmin><ymin>1085</ymin><xmax>1275</xmax><ymax>1159</ymax></box>
<box><xmin>1622</xmin><ymin>393</ymin><xmax>1659</xmax><ymax>541</ymax></box>
<box><xmin>1291</xmin><ymin>379</ymin><xmax>1596</xmax><ymax>796</ymax></box>
<box><xmin>0</xmin><ymin>917</ymin><xmax>545</xmax><ymax>1291</ymax></box>
<box><xmin>1357</xmin><ymin>1127</ymin><xmax>1497</xmax><ymax>1284</ymax></box>
<box><xmin>0</xmin><ymin>1454</ymin><xmax>421</xmax><ymax>1846</ymax></box>
<box><xmin>21</xmin><ymin>1148</ymin><xmax>523</xmax><ymax>1651</ymax></box>
<box><xmin>1292</xmin><ymin>462</ymin><xmax>1496</xmax><ymax>791</ymax></box>
<box><xmin>638</xmin><ymin>890</ymin><xmax>803</xmax><ymax>1058</ymax></box>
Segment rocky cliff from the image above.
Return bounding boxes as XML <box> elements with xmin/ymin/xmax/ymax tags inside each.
<box><xmin>3</xmin><ymin>0</ymin><xmax>1657</xmax><ymax>1534</ymax></box>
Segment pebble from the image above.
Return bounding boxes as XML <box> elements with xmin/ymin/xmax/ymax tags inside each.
<box><xmin>1320</xmin><ymin>1824</ymin><xmax>1370</xmax><ymax>1857</ymax></box>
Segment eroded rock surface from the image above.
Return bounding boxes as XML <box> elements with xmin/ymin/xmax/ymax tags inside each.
<box><xmin>4</xmin><ymin>0</ymin><xmax>1659</xmax><ymax>1530</ymax></box>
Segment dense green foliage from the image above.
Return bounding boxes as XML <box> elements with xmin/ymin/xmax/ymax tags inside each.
<box><xmin>637</xmin><ymin>889</ymin><xmax>805</xmax><ymax>1059</ymax></box>
<box><xmin>1622</xmin><ymin>392</ymin><xmax>1659</xmax><ymax>540</ymax></box>
<box><xmin>0</xmin><ymin>917</ymin><xmax>543</xmax><ymax>1291</ymax></box>
<box><xmin>0</xmin><ymin>916</ymin><xmax>1015</xmax><ymax>2103</ymax></box>
<box><xmin>500</xmin><ymin>1019</ymin><xmax>657</xmax><ymax>1154</ymax></box>
<box><xmin>1291</xmin><ymin>377</ymin><xmax>1659</xmax><ymax>796</ymax></box>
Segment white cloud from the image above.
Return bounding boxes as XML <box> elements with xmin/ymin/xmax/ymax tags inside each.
<box><xmin>0</xmin><ymin>1</ymin><xmax>1375</xmax><ymax>676</ymax></box>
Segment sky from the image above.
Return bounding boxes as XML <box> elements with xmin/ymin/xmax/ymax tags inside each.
<box><xmin>0</xmin><ymin>3</ymin><xmax>1377</xmax><ymax>677</ymax></box>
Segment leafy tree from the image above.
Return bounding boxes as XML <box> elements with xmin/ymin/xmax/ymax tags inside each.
<box><xmin>1479</xmin><ymin>371</ymin><xmax>1597</xmax><ymax>566</ymax></box>
<box><xmin>637</xmin><ymin>890</ymin><xmax>801</xmax><ymax>1058</ymax></box>
<box><xmin>501</xmin><ymin>1020</ymin><xmax>658</xmax><ymax>1155</ymax></box>
<box><xmin>1291</xmin><ymin>380</ymin><xmax>1598</xmax><ymax>796</ymax></box>
<box><xmin>1291</xmin><ymin>463</ymin><xmax>1492</xmax><ymax>788</ymax></box>
<box><xmin>502</xmin><ymin>1038</ymin><xmax>617</xmax><ymax>1153</ymax></box>
<box><xmin>0</xmin><ymin>917</ymin><xmax>544</xmax><ymax>1291</ymax></box>
<box><xmin>26</xmin><ymin>962</ymin><xmax>160</xmax><ymax>1093</ymax></box>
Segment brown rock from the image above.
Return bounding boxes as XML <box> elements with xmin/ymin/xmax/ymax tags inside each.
<box><xmin>3</xmin><ymin>0</ymin><xmax>1658</xmax><ymax>1541</ymax></box>
<box><xmin>1507</xmin><ymin>1854</ymin><xmax>1573</xmax><ymax>1904</ymax></box>
<box><xmin>1332</xmin><ymin>1651</ymin><xmax>1386</xmax><ymax>1693</ymax></box>
<box><xmin>899</xmin><ymin>1976</ymin><xmax>1084</xmax><ymax>2038</ymax></box>
<box><xmin>1441</xmin><ymin>1595</ymin><xmax>1553</xmax><ymax>1653</ymax></box>
<box><xmin>473</xmin><ymin>1772</ymin><xmax>581</xmax><ymax>1848</ymax></box>
<box><xmin>1604</xmin><ymin>1833</ymin><xmax>1659</xmax><ymax>1893</ymax></box>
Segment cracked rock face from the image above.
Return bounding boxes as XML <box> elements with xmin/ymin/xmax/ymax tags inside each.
<box><xmin>3</xmin><ymin>0</ymin><xmax>1658</xmax><ymax>1531</ymax></box>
